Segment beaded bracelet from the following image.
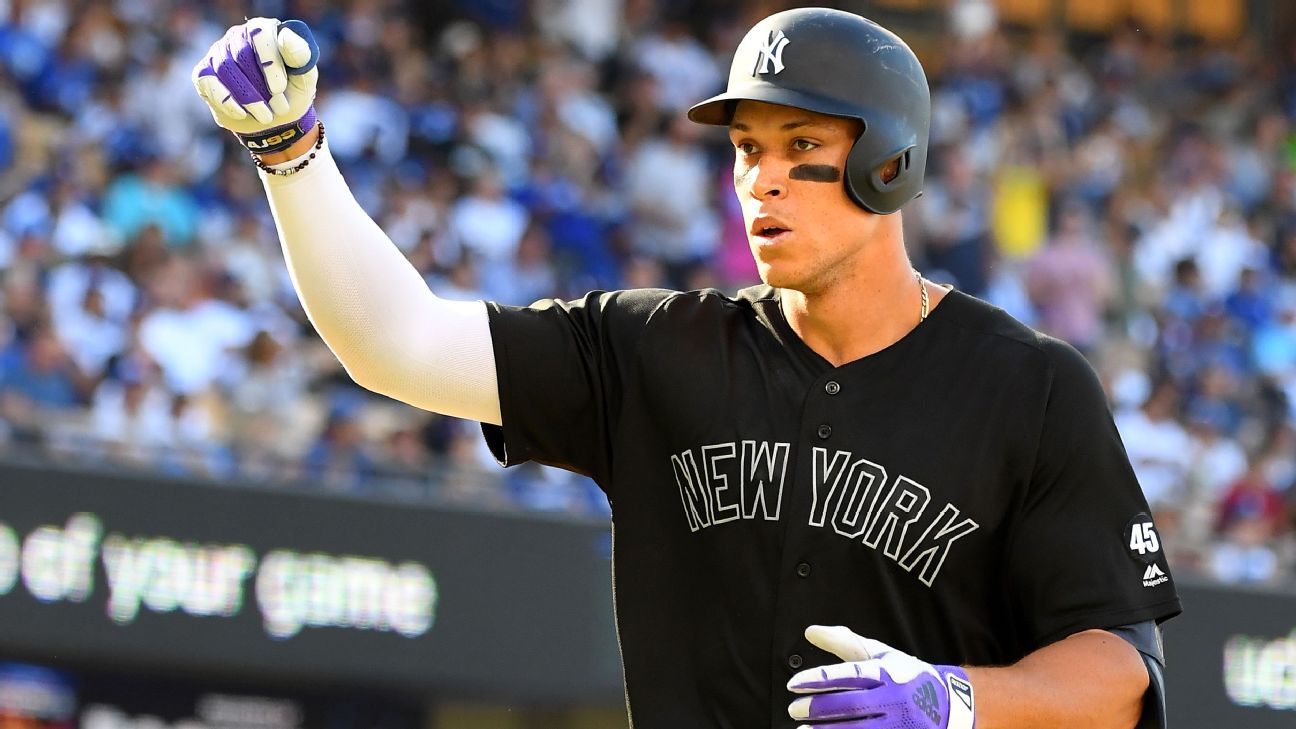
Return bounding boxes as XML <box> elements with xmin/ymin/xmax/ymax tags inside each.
<box><xmin>250</xmin><ymin>121</ymin><xmax>326</xmax><ymax>176</ymax></box>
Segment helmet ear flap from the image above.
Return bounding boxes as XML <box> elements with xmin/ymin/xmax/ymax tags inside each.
<box><xmin>845</xmin><ymin>143</ymin><xmax>918</xmax><ymax>215</ymax></box>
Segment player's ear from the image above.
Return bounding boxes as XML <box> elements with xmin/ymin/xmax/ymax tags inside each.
<box><xmin>877</xmin><ymin>156</ymin><xmax>901</xmax><ymax>184</ymax></box>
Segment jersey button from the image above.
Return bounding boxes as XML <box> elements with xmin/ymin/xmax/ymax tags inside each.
<box><xmin>816</xmin><ymin>424</ymin><xmax>832</xmax><ymax>440</ymax></box>
<box><xmin>796</xmin><ymin>562</ymin><xmax>811</xmax><ymax>578</ymax></box>
<box><xmin>788</xmin><ymin>654</ymin><xmax>803</xmax><ymax>669</ymax></box>
<box><xmin>825</xmin><ymin>381</ymin><xmax>840</xmax><ymax>395</ymax></box>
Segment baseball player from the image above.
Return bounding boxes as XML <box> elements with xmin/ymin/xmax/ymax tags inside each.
<box><xmin>193</xmin><ymin>8</ymin><xmax>1180</xmax><ymax>729</ymax></box>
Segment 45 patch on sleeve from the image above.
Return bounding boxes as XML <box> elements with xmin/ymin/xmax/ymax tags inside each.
<box><xmin>1125</xmin><ymin>513</ymin><xmax>1170</xmax><ymax>587</ymax></box>
<box><xmin>1125</xmin><ymin>513</ymin><xmax>1163</xmax><ymax>564</ymax></box>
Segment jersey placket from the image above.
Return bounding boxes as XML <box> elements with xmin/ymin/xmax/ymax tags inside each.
<box><xmin>767</xmin><ymin>372</ymin><xmax>850</xmax><ymax>727</ymax></box>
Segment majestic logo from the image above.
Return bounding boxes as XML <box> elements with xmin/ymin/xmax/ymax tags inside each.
<box><xmin>912</xmin><ymin>680</ymin><xmax>941</xmax><ymax>725</ymax></box>
<box><xmin>753</xmin><ymin>29</ymin><xmax>790</xmax><ymax>75</ymax></box>
<box><xmin>1142</xmin><ymin>563</ymin><xmax>1169</xmax><ymax>588</ymax></box>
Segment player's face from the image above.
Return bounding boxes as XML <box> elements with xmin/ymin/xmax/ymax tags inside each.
<box><xmin>729</xmin><ymin>101</ymin><xmax>878</xmax><ymax>293</ymax></box>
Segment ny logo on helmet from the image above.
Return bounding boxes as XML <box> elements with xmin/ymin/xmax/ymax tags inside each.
<box><xmin>753</xmin><ymin>30</ymin><xmax>790</xmax><ymax>76</ymax></box>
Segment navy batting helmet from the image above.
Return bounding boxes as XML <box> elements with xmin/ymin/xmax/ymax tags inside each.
<box><xmin>688</xmin><ymin>8</ymin><xmax>931</xmax><ymax>215</ymax></box>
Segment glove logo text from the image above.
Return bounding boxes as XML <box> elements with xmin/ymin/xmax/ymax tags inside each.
<box><xmin>912</xmin><ymin>680</ymin><xmax>941</xmax><ymax>725</ymax></box>
<box><xmin>246</xmin><ymin>127</ymin><xmax>300</xmax><ymax>151</ymax></box>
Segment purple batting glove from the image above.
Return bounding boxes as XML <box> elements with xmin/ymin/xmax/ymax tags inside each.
<box><xmin>788</xmin><ymin>626</ymin><xmax>975</xmax><ymax>729</ymax></box>
<box><xmin>192</xmin><ymin>18</ymin><xmax>319</xmax><ymax>153</ymax></box>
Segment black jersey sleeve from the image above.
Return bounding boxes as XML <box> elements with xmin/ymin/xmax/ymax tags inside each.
<box><xmin>1006</xmin><ymin>338</ymin><xmax>1182</xmax><ymax>649</ymax></box>
<box><xmin>480</xmin><ymin>288</ymin><xmax>674</xmax><ymax>484</ymax></box>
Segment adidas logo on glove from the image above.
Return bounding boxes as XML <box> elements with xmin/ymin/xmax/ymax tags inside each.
<box><xmin>912</xmin><ymin>680</ymin><xmax>942</xmax><ymax>724</ymax></box>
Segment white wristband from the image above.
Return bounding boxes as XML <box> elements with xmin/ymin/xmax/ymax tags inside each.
<box><xmin>946</xmin><ymin>673</ymin><xmax>976</xmax><ymax>729</ymax></box>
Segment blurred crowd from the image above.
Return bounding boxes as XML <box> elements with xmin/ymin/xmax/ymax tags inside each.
<box><xmin>0</xmin><ymin>0</ymin><xmax>1293</xmax><ymax>583</ymax></box>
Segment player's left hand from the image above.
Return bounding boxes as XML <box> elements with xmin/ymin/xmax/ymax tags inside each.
<box><xmin>787</xmin><ymin>625</ymin><xmax>976</xmax><ymax>729</ymax></box>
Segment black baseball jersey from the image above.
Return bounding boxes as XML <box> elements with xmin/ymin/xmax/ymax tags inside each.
<box><xmin>481</xmin><ymin>285</ymin><xmax>1182</xmax><ymax>729</ymax></box>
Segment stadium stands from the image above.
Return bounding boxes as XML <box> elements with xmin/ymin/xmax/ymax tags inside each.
<box><xmin>0</xmin><ymin>0</ymin><xmax>1290</xmax><ymax>585</ymax></box>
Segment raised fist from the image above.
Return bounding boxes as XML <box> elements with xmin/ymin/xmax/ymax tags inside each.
<box><xmin>192</xmin><ymin>18</ymin><xmax>320</xmax><ymax>154</ymax></box>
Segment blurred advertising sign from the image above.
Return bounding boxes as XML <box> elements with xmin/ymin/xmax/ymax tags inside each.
<box><xmin>0</xmin><ymin>461</ymin><xmax>621</xmax><ymax>702</ymax></box>
<box><xmin>0</xmin><ymin>663</ymin><xmax>75</xmax><ymax>728</ymax></box>
<box><xmin>1166</xmin><ymin>581</ymin><xmax>1296</xmax><ymax>728</ymax></box>
<box><xmin>0</xmin><ymin>661</ymin><xmax>421</xmax><ymax>729</ymax></box>
<box><xmin>76</xmin><ymin>672</ymin><xmax>421</xmax><ymax>729</ymax></box>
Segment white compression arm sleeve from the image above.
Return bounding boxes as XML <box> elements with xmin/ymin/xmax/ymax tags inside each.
<box><xmin>260</xmin><ymin>141</ymin><xmax>503</xmax><ymax>426</ymax></box>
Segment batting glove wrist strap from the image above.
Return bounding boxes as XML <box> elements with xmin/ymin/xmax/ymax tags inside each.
<box><xmin>788</xmin><ymin>625</ymin><xmax>976</xmax><ymax>729</ymax></box>
<box><xmin>238</xmin><ymin>105</ymin><xmax>317</xmax><ymax>154</ymax></box>
<box><xmin>942</xmin><ymin>667</ymin><xmax>976</xmax><ymax>729</ymax></box>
